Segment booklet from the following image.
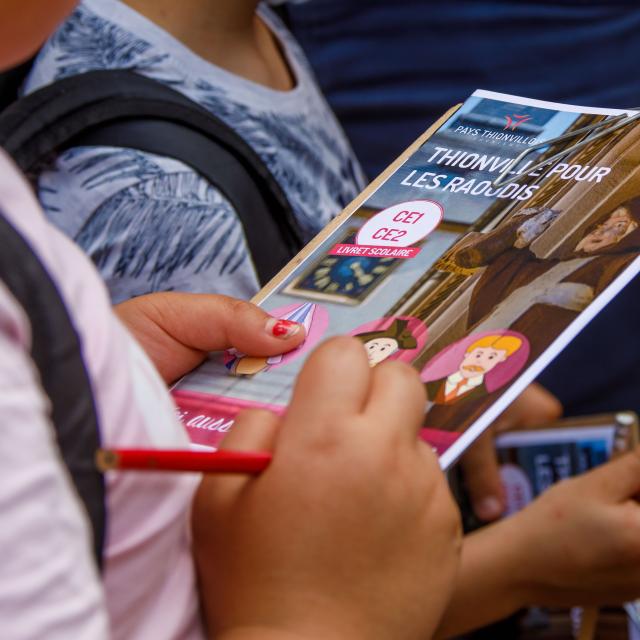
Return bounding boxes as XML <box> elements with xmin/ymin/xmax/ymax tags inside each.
<box><xmin>172</xmin><ymin>89</ymin><xmax>640</xmax><ymax>469</ymax></box>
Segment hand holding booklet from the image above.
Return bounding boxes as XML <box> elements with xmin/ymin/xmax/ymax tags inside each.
<box><xmin>172</xmin><ymin>90</ymin><xmax>640</xmax><ymax>468</ymax></box>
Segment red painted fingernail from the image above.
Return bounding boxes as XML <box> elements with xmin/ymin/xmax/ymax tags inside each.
<box><xmin>265</xmin><ymin>318</ymin><xmax>302</xmax><ymax>339</ymax></box>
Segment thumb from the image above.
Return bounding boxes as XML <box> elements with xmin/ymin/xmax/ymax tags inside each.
<box><xmin>116</xmin><ymin>292</ymin><xmax>307</xmax><ymax>383</ymax></box>
<box><xmin>117</xmin><ymin>291</ymin><xmax>306</xmax><ymax>354</ymax></box>
<box><xmin>210</xmin><ymin>408</ymin><xmax>282</xmax><ymax>501</ymax></box>
<box><xmin>205</xmin><ymin>296</ymin><xmax>307</xmax><ymax>356</ymax></box>
<box><xmin>219</xmin><ymin>408</ymin><xmax>281</xmax><ymax>453</ymax></box>
<box><xmin>460</xmin><ymin>429</ymin><xmax>505</xmax><ymax>521</ymax></box>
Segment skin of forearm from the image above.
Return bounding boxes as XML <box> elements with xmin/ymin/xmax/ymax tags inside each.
<box><xmin>214</xmin><ymin>619</ymin><xmax>379</xmax><ymax>640</ymax></box>
<box><xmin>434</xmin><ymin>517</ymin><xmax>532</xmax><ymax>638</ymax></box>
<box><xmin>204</xmin><ymin>600</ymin><xmax>420</xmax><ymax>640</ymax></box>
<box><xmin>216</xmin><ymin>629</ymin><xmax>321</xmax><ymax>640</ymax></box>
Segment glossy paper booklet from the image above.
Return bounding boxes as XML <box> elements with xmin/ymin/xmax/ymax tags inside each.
<box><xmin>173</xmin><ymin>89</ymin><xmax>640</xmax><ymax>468</ymax></box>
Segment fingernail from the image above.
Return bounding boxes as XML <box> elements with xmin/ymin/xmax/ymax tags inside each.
<box><xmin>475</xmin><ymin>496</ymin><xmax>503</xmax><ymax>521</ymax></box>
<box><xmin>265</xmin><ymin>318</ymin><xmax>302</xmax><ymax>339</ymax></box>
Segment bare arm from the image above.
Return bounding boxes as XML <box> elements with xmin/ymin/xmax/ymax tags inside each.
<box><xmin>435</xmin><ymin>515</ymin><xmax>528</xmax><ymax>637</ymax></box>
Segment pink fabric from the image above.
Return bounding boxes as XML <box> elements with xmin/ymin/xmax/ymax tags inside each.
<box><xmin>0</xmin><ymin>150</ymin><xmax>204</xmax><ymax>639</ymax></box>
<box><xmin>0</xmin><ymin>285</ymin><xmax>109</xmax><ymax>639</ymax></box>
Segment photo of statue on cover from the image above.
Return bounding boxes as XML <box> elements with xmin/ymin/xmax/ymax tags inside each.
<box><xmin>453</xmin><ymin>199</ymin><xmax>640</xmax><ymax>359</ymax></box>
<box><xmin>411</xmin><ymin>196</ymin><xmax>640</xmax><ymax>435</ymax></box>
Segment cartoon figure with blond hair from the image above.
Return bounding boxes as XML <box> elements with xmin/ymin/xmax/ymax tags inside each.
<box><xmin>425</xmin><ymin>334</ymin><xmax>523</xmax><ymax>406</ymax></box>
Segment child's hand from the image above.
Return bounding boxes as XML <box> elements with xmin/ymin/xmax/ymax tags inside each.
<box><xmin>192</xmin><ymin>336</ymin><xmax>462</xmax><ymax>640</ymax></box>
<box><xmin>436</xmin><ymin>447</ymin><xmax>640</xmax><ymax>637</ymax></box>
<box><xmin>507</xmin><ymin>446</ymin><xmax>640</xmax><ymax>606</ymax></box>
<box><xmin>114</xmin><ymin>292</ymin><xmax>305</xmax><ymax>383</ymax></box>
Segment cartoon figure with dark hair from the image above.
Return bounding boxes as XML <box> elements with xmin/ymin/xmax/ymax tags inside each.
<box><xmin>425</xmin><ymin>334</ymin><xmax>523</xmax><ymax>405</ymax></box>
<box><xmin>354</xmin><ymin>318</ymin><xmax>418</xmax><ymax>367</ymax></box>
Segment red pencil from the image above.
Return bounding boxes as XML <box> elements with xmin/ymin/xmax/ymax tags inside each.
<box><xmin>96</xmin><ymin>448</ymin><xmax>271</xmax><ymax>474</ymax></box>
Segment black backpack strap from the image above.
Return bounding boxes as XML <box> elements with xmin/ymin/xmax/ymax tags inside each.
<box><xmin>0</xmin><ymin>208</ymin><xmax>105</xmax><ymax>570</ymax></box>
<box><xmin>0</xmin><ymin>56</ymin><xmax>35</xmax><ymax>111</ymax></box>
<box><xmin>0</xmin><ymin>69</ymin><xmax>304</xmax><ymax>284</ymax></box>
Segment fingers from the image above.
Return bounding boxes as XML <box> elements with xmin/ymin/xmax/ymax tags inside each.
<box><xmin>220</xmin><ymin>298</ymin><xmax>306</xmax><ymax>355</ymax></box>
<box><xmin>120</xmin><ymin>292</ymin><xmax>306</xmax><ymax>356</ymax></box>
<box><xmin>578</xmin><ymin>445</ymin><xmax>640</xmax><ymax>503</ymax></box>
<box><xmin>282</xmin><ymin>337</ymin><xmax>372</xmax><ymax>444</ymax></box>
<box><xmin>207</xmin><ymin>408</ymin><xmax>281</xmax><ymax>504</ymax></box>
<box><xmin>363</xmin><ymin>359</ymin><xmax>426</xmax><ymax>445</ymax></box>
<box><xmin>219</xmin><ymin>409</ymin><xmax>281</xmax><ymax>453</ymax></box>
<box><xmin>492</xmin><ymin>383</ymin><xmax>563</xmax><ymax>432</ymax></box>
<box><xmin>282</xmin><ymin>336</ymin><xmax>428</xmax><ymax>458</ymax></box>
<box><xmin>459</xmin><ymin>430</ymin><xmax>505</xmax><ymax>521</ymax></box>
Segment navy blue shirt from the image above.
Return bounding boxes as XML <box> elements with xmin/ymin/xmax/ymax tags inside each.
<box><xmin>288</xmin><ymin>0</ymin><xmax>640</xmax><ymax>177</ymax></box>
<box><xmin>287</xmin><ymin>0</ymin><xmax>640</xmax><ymax>416</ymax></box>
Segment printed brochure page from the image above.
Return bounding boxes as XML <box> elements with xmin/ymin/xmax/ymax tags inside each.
<box><xmin>173</xmin><ymin>89</ymin><xmax>640</xmax><ymax>468</ymax></box>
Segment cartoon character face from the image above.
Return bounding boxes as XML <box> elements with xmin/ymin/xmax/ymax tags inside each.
<box><xmin>364</xmin><ymin>337</ymin><xmax>400</xmax><ymax>367</ymax></box>
<box><xmin>575</xmin><ymin>207</ymin><xmax>638</xmax><ymax>253</ymax></box>
<box><xmin>458</xmin><ymin>346</ymin><xmax>508</xmax><ymax>378</ymax></box>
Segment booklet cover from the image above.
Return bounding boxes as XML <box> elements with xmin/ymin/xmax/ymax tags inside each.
<box><xmin>172</xmin><ymin>89</ymin><xmax>640</xmax><ymax>468</ymax></box>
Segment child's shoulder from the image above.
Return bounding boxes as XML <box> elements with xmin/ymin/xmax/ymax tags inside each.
<box><xmin>25</xmin><ymin>0</ymin><xmax>179</xmax><ymax>93</ymax></box>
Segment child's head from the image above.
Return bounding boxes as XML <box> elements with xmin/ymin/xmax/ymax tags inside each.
<box><xmin>0</xmin><ymin>0</ymin><xmax>76</xmax><ymax>70</ymax></box>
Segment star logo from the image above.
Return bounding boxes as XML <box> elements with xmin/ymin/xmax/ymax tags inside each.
<box><xmin>504</xmin><ymin>114</ymin><xmax>532</xmax><ymax>131</ymax></box>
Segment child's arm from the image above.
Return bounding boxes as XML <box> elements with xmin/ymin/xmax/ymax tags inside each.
<box><xmin>436</xmin><ymin>447</ymin><xmax>640</xmax><ymax>638</ymax></box>
<box><xmin>216</xmin><ymin>632</ymin><xmax>324</xmax><ymax>640</ymax></box>
<box><xmin>192</xmin><ymin>337</ymin><xmax>462</xmax><ymax>640</ymax></box>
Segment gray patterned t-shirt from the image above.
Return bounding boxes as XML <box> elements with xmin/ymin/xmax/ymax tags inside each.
<box><xmin>24</xmin><ymin>0</ymin><xmax>365</xmax><ymax>303</ymax></box>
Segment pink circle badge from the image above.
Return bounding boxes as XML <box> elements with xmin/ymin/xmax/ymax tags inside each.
<box><xmin>356</xmin><ymin>200</ymin><xmax>443</xmax><ymax>248</ymax></box>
